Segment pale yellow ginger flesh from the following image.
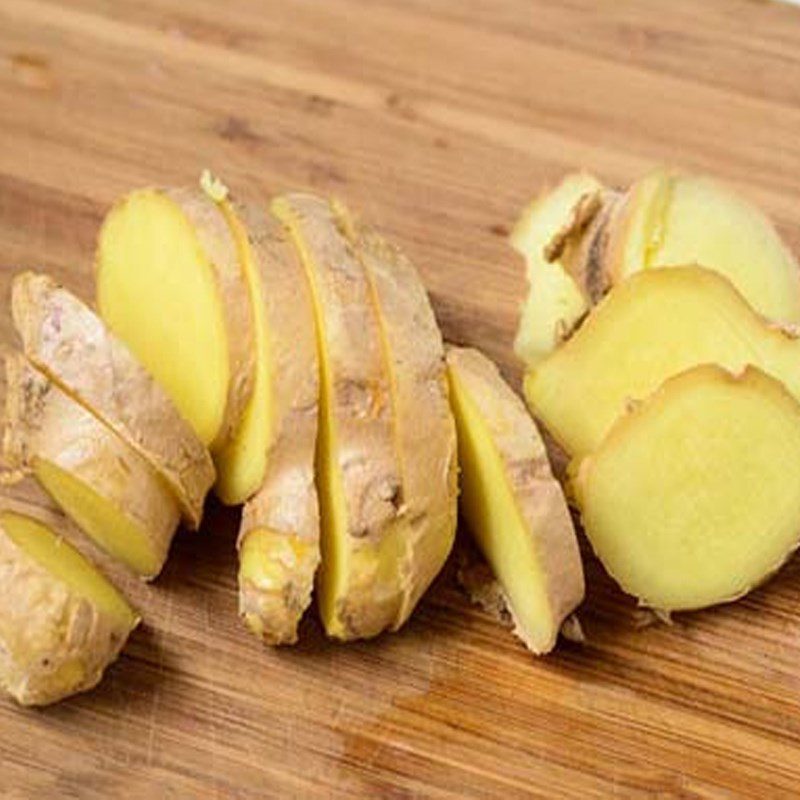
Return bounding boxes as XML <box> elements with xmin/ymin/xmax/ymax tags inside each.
<box><xmin>234</xmin><ymin>206</ymin><xmax>320</xmax><ymax>645</ymax></box>
<box><xmin>574</xmin><ymin>365</ymin><xmax>800</xmax><ymax>611</ymax></box>
<box><xmin>95</xmin><ymin>185</ymin><xmax>254</xmax><ymax>450</ymax></box>
<box><xmin>11</xmin><ymin>271</ymin><xmax>214</xmax><ymax>528</ymax></box>
<box><xmin>335</xmin><ymin>202</ymin><xmax>457</xmax><ymax>630</ymax></box>
<box><xmin>214</xmin><ymin>202</ymin><xmax>275</xmax><ymax>505</ymax></box>
<box><xmin>609</xmin><ymin>170</ymin><xmax>800</xmax><ymax>323</ymax></box>
<box><xmin>0</xmin><ymin>511</ymin><xmax>138</xmax><ymax>706</ymax></box>
<box><xmin>447</xmin><ymin>347</ymin><xmax>583</xmax><ymax>654</ymax></box>
<box><xmin>271</xmin><ymin>193</ymin><xmax>402</xmax><ymax>641</ymax></box>
<box><xmin>525</xmin><ymin>267</ymin><xmax>800</xmax><ymax>459</ymax></box>
<box><xmin>512</xmin><ymin>172</ymin><xmax>602</xmax><ymax>365</ymax></box>
<box><xmin>4</xmin><ymin>355</ymin><xmax>180</xmax><ymax>578</ymax></box>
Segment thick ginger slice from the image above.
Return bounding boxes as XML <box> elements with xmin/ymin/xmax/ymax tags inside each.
<box><xmin>12</xmin><ymin>271</ymin><xmax>213</xmax><ymax>528</ymax></box>
<box><xmin>232</xmin><ymin>207</ymin><xmax>320</xmax><ymax>645</ymax></box>
<box><xmin>95</xmin><ymin>183</ymin><xmax>255</xmax><ymax>450</ymax></box>
<box><xmin>574</xmin><ymin>365</ymin><xmax>800</xmax><ymax>611</ymax></box>
<box><xmin>0</xmin><ymin>510</ymin><xmax>138</xmax><ymax>706</ymax></box>
<box><xmin>525</xmin><ymin>267</ymin><xmax>800</xmax><ymax>459</ymax></box>
<box><xmin>271</xmin><ymin>193</ymin><xmax>403</xmax><ymax>641</ymax></box>
<box><xmin>512</xmin><ymin>172</ymin><xmax>604</xmax><ymax>365</ymax></box>
<box><xmin>3</xmin><ymin>355</ymin><xmax>180</xmax><ymax>579</ymax></box>
<box><xmin>335</xmin><ymin>202</ymin><xmax>458</xmax><ymax>629</ymax></box>
<box><xmin>447</xmin><ymin>347</ymin><xmax>584</xmax><ymax>654</ymax></box>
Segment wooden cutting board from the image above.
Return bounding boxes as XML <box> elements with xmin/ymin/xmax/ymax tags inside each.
<box><xmin>2</xmin><ymin>1</ymin><xmax>800</xmax><ymax>796</ymax></box>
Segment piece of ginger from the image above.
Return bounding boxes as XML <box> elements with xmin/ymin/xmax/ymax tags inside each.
<box><xmin>574</xmin><ymin>365</ymin><xmax>800</xmax><ymax>611</ymax></box>
<box><xmin>447</xmin><ymin>346</ymin><xmax>584</xmax><ymax>654</ymax></box>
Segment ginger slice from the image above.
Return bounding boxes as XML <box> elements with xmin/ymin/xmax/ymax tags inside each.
<box><xmin>0</xmin><ymin>509</ymin><xmax>138</xmax><ymax>706</ymax></box>
<box><xmin>229</xmin><ymin>206</ymin><xmax>320</xmax><ymax>645</ymax></box>
<box><xmin>511</xmin><ymin>172</ymin><xmax>605</xmax><ymax>366</ymax></box>
<box><xmin>3</xmin><ymin>355</ymin><xmax>180</xmax><ymax>579</ymax></box>
<box><xmin>525</xmin><ymin>267</ymin><xmax>800</xmax><ymax>459</ymax></box>
<box><xmin>334</xmin><ymin>204</ymin><xmax>458</xmax><ymax>629</ymax></box>
<box><xmin>95</xmin><ymin>182</ymin><xmax>255</xmax><ymax>451</ymax></box>
<box><xmin>574</xmin><ymin>365</ymin><xmax>800</xmax><ymax>611</ymax></box>
<box><xmin>271</xmin><ymin>193</ymin><xmax>403</xmax><ymax>641</ymax></box>
<box><xmin>12</xmin><ymin>271</ymin><xmax>214</xmax><ymax>528</ymax></box>
<box><xmin>607</xmin><ymin>169</ymin><xmax>800</xmax><ymax>323</ymax></box>
<box><xmin>447</xmin><ymin>346</ymin><xmax>584</xmax><ymax>654</ymax></box>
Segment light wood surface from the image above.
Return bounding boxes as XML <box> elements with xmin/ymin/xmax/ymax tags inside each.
<box><xmin>3</xmin><ymin>1</ymin><xmax>800</xmax><ymax>797</ymax></box>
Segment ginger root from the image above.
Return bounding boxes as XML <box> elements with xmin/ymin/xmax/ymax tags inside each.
<box><xmin>0</xmin><ymin>508</ymin><xmax>138</xmax><ymax>706</ymax></box>
<box><xmin>525</xmin><ymin>267</ymin><xmax>800</xmax><ymax>458</ymax></box>
<box><xmin>574</xmin><ymin>365</ymin><xmax>800</xmax><ymax>611</ymax></box>
<box><xmin>336</xmin><ymin>203</ymin><xmax>458</xmax><ymax>630</ymax></box>
<box><xmin>447</xmin><ymin>346</ymin><xmax>584</xmax><ymax>654</ymax></box>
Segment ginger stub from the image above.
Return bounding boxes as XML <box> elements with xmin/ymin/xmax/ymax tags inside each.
<box><xmin>0</xmin><ymin>510</ymin><xmax>138</xmax><ymax>706</ymax></box>
<box><xmin>447</xmin><ymin>346</ymin><xmax>584</xmax><ymax>654</ymax></box>
<box><xmin>525</xmin><ymin>267</ymin><xmax>800</xmax><ymax>459</ymax></box>
<box><xmin>574</xmin><ymin>365</ymin><xmax>800</xmax><ymax>612</ymax></box>
<box><xmin>95</xmin><ymin>185</ymin><xmax>255</xmax><ymax>451</ymax></box>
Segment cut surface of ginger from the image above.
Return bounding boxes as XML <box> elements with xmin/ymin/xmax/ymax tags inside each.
<box><xmin>512</xmin><ymin>172</ymin><xmax>602</xmax><ymax>366</ymax></box>
<box><xmin>34</xmin><ymin>460</ymin><xmax>170</xmax><ymax>579</ymax></box>
<box><xmin>214</xmin><ymin>202</ymin><xmax>274</xmax><ymax>504</ymax></box>
<box><xmin>96</xmin><ymin>187</ymin><xmax>253</xmax><ymax>449</ymax></box>
<box><xmin>574</xmin><ymin>365</ymin><xmax>800</xmax><ymax>611</ymax></box>
<box><xmin>447</xmin><ymin>347</ymin><xmax>583</xmax><ymax>654</ymax></box>
<box><xmin>1</xmin><ymin>511</ymin><xmax>137</xmax><ymax>627</ymax></box>
<box><xmin>525</xmin><ymin>266</ymin><xmax>800</xmax><ymax>458</ymax></box>
<box><xmin>611</xmin><ymin>169</ymin><xmax>800</xmax><ymax>323</ymax></box>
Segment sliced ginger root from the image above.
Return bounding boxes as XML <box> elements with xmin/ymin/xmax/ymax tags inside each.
<box><xmin>0</xmin><ymin>509</ymin><xmax>138</xmax><ymax>706</ymax></box>
<box><xmin>12</xmin><ymin>271</ymin><xmax>214</xmax><ymax>528</ymax></box>
<box><xmin>272</xmin><ymin>193</ymin><xmax>403</xmax><ymax>641</ymax></box>
<box><xmin>525</xmin><ymin>267</ymin><xmax>800</xmax><ymax>459</ymax></box>
<box><xmin>447</xmin><ymin>347</ymin><xmax>584</xmax><ymax>654</ymax></box>
<box><xmin>512</xmin><ymin>172</ymin><xmax>605</xmax><ymax>365</ymax></box>
<box><xmin>3</xmin><ymin>354</ymin><xmax>180</xmax><ymax>579</ymax></box>
<box><xmin>230</xmin><ymin>206</ymin><xmax>320</xmax><ymax>645</ymax></box>
<box><xmin>334</xmin><ymin>202</ymin><xmax>458</xmax><ymax>630</ymax></box>
<box><xmin>95</xmin><ymin>179</ymin><xmax>255</xmax><ymax>451</ymax></box>
<box><xmin>574</xmin><ymin>365</ymin><xmax>800</xmax><ymax>612</ymax></box>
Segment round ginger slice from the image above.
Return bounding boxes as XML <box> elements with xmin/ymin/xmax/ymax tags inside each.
<box><xmin>0</xmin><ymin>510</ymin><xmax>138</xmax><ymax>706</ymax></box>
<box><xmin>95</xmin><ymin>183</ymin><xmax>254</xmax><ymax>451</ymax></box>
<box><xmin>575</xmin><ymin>365</ymin><xmax>800</xmax><ymax>612</ymax></box>
<box><xmin>3</xmin><ymin>355</ymin><xmax>180</xmax><ymax>579</ymax></box>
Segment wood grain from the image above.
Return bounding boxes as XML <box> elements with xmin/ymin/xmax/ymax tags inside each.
<box><xmin>2</xmin><ymin>0</ymin><xmax>800</xmax><ymax>796</ymax></box>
